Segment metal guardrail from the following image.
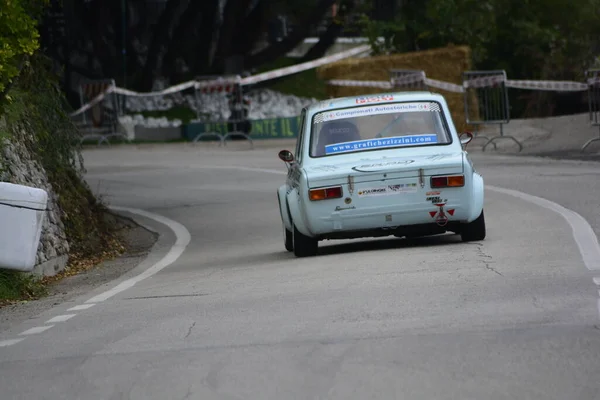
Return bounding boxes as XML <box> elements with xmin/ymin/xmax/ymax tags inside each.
<box><xmin>462</xmin><ymin>70</ymin><xmax>522</xmax><ymax>151</ymax></box>
<box><xmin>192</xmin><ymin>76</ymin><xmax>253</xmax><ymax>148</ymax></box>
<box><xmin>191</xmin><ymin>119</ymin><xmax>254</xmax><ymax>148</ymax></box>
<box><xmin>582</xmin><ymin>69</ymin><xmax>600</xmax><ymax>152</ymax></box>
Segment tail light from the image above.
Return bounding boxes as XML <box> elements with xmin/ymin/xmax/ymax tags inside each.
<box><xmin>309</xmin><ymin>186</ymin><xmax>343</xmax><ymax>201</ymax></box>
<box><xmin>431</xmin><ymin>175</ymin><xmax>465</xmax><ymax>188</ymax></box>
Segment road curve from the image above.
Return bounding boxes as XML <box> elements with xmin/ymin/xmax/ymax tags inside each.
<box><xmin>1</xmin><ymin>142</ymin><xmax>599</xmax><ymax>400</ymax></box>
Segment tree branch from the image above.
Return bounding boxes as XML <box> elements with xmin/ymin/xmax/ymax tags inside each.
<box><xmin>246</xmin><ymin>0</ymin><xmax>336</xmax><ymax>69</ymax></box>
<box><xmin>300</xmin><ymin>0</ymin><xmax>357</xmax><ymax>62</ymax></box>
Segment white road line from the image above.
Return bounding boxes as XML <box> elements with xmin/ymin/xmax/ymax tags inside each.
<box><xmin>0</xmin><ymin>339</ymin><xmax>25</xmax><ymax>347</ymax></box>
<box><xmin>68</xmin><ymin>304</ymin><xmax>96</xmax><ymax>311</ymax></box>
<box><xmin>46</xmin><ymin>314</ymin><xmax>77</xmax><ymax>323</ymax></box>
<box><xmin>487</xmin><ymin>185</ymin><xmax>600</xmax><ymax>271</ymax></box>
<box><xmin>192</xmin><ymin>166</ymin><xmax>286</xmax><ymax>175</ymax></box>
<box><xmin>20</xmin><ymin>326</ymin><xmax>54</xmax><ymax>336</ymax></box>
<box><xmin>1</xmin><ymin>210</ymin><xmax>188</xmax><ymax>349</ymax></box>
<box><xmin>84</xmin><ymin>206</ymin><xmax>191</xmax><ymax>304</ymax></box>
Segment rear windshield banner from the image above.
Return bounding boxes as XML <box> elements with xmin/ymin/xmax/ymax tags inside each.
<box><xmin>325</xmin><ymin>134</ymin><xmax>438</xmax><ymax>154</ymax></box>
<box><xmin>314</xmin><ymin>102</ymin><xmax>440</xmax><ymax>125</ymax></box>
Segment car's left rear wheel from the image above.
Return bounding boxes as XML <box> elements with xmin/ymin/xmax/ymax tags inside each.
<box><xmin>293</xmin><ymin>225</ymin><xmax>318</xmax><ymax>257</ymax></box>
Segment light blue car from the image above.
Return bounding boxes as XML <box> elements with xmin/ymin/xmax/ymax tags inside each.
<box><xmin>277</xmin><ymin>92</ymin><xmax>486</xmax><ymax>257</ymax></box>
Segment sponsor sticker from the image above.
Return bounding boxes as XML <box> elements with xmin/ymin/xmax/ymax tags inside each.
<box><xmin>426</xmin><ymin>154</ymin><xmax>453</xmax><ymax>161</ymax></box>
<box><xmin>357</xmin><ymin>183</ymin><xmax>417</xmax><ymax>197</ymax></box>
<box><xmin>356</xmin><ymin>95</ymin><xmax>394</xmax><ymax>104</ymax></box>
<box><xmin>352</xmin><ymin>160</ymin><xmax>414</xmax><ymax>172</ymax></box>
<box><xmin>325</xmin><ymin>134</ymin><xmax>438</xmax><ymax>155</ymax></box>
<box><xmin>426</xmin><ymin>196</ymin><xmax>445</xmax><ymax>203</ymax></box>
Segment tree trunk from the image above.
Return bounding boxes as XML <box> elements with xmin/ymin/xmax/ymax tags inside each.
<box><xmin>211</xmin><ymin>0</ymin><xmax>254</xmax><ymax>72</ymax></box>
<box><xmin>138</xmin><ymin>0</ymin><xmax>185</xmax><ymax>91</ymax></box>
<box><xmin>190</xmin><ymin>0</ymin><xmax>222</xmax><ymax>76</ymax></box>
<box><xmin>87</xmin><ymin>0</ymin><xmax>117</xmax><ymax>79</ymax></box>
<box><xmin>230</xmin><ymin>0</ymin><xmax>267</xmax><ymax>60</ymax></box>
<box><xmin>162</xmin><ymin>0</ymin><xmax>218</xmax><ymax>81</ymax></box>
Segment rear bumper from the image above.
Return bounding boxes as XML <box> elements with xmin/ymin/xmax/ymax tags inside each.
<box><xmin>318</xmin><ymin>222</ymin><xmax>464</xmax><ymax>240</ymax></box>
<box><xmin>308</xmin><ymin>203</ymin><xmax>470</xmax><ymax>236</ymax></box>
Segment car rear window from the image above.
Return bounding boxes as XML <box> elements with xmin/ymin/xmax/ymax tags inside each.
<box><xmin>309</xmin><ymin>101</ymin><xmax>452</xmax><ymax>157</ymax></box>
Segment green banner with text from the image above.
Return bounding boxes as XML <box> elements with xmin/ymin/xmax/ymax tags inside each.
<box><xmin>182</xmin><ymin>116</ymin><xmax>301</xmax><ymax>141</ymax></box>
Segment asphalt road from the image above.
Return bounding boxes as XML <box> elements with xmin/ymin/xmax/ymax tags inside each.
<box><xmin>1</xmin><ymin>141</ymin><xmax>600</xmax><ymax>400</ymax></box>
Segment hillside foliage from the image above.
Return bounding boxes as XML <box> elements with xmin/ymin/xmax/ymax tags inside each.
<box><xmin>0</xmin><ymin>0</ymin><xmax>48</xmax><ymax>96</ymax></box>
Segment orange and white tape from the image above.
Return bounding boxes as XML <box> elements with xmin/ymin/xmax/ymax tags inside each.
<box><xmin>463</xmin><ymin>75</ymin><xmax>505</xmax><ymax>89</ymax></box>
<box><xmin>327</xmin><ymin>79</ymin><xmax>393</xmax><ymax>89</ymax></box>
<box><xmin>69</xmin><ymin>46</ymin><xmax>370</xmax><ymax>117</ymax></box>
<box><xmin>240</xmin><ymin>45</ymin><xmax>371</xmax><ymax>85</ymax></box>
<box><xmin>70</xmin><ymin>85</ymin><xmax>115</xmax><ymax>117</ymax></box>
<box><xmin>505</xmin><ymin>80</ymin><xmax>588</xmax><ymax>91</ymax></box>
<box><xmin>424</xmin><ymin>78</ymin><xmax>464</xmax><ymax>93</ymax></box>
<box><xmin>327</xmin><ymin>75</ymin><xmax>594</xmax><ymax>93</ymax></box>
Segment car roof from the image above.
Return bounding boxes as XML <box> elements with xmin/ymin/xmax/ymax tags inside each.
<box><xmin>308</xmin><ymin>91</ymin><xmax>445</xmax><ymax>114</ymax></box>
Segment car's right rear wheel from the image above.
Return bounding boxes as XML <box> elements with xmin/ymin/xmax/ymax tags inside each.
<box><xmin>293</xmin><ymin>225</ymin><xmax>318</xmax><ymax>257</ymax></box>
<box><xmin>460</xmin><ymin>210</ymin><xmax>486</xmax><ymax>242</ymax></box>
<box><xmin>283</xmin><ymin>224</ymin><xmax>294</xmax><ymax>252</ymax></box>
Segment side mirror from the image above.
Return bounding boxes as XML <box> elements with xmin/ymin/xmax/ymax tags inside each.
<box><xmin>460</xmin><ymin>131</ymin><xmax>474</xmax><ymax>146</ymax></box>
<box><xmin>278</xmin><ymin>149</ymin><xmax>294</xmax><ymax>163</ymax></box>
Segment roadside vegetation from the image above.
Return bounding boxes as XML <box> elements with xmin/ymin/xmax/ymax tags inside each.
<box><xmin>0</xmin><ymin>0</ymin><xmax>125</xmax><ymax>305</ymax></box>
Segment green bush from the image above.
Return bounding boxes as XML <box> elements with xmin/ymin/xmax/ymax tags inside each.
<box><xmin>0</xmin><ymin>0</ymin><xmax>47</xmax><ymax>96</ymax></box>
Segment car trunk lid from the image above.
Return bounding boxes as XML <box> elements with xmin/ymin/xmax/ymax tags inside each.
<box><xmin>306</xmin><ymin>152</ymin><xmax>464</xmax><ymax>188</ymax></box>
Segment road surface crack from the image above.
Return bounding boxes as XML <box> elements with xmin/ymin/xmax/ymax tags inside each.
<box><xmin>185</xmin><ymin>322</ymin><xmax>196</xmax><ymax>339</ymax></box>
<box><xmin>473</xmin><ymin>243</ymin><xmax>503</xmax><ymax>276</ymax></box>
<box><xmin>182</xmin><ymin>386</ymin><xmax>193</xmax><ymax>400</ymax></box>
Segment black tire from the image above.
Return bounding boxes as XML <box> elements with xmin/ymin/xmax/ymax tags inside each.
<box><xmin>284</xmin><ymin>224</ymin><xmax>294</xmax><ymax>252</ymax></box>
<box><xmin>293</xmin><ymin>225</ymin><xmax>318</xmax><ymax>257</ymax></box>
<box><xmin>461</xmin><ymin>210</ymin><xmax>486</xmax><ymax>242</ymax></box>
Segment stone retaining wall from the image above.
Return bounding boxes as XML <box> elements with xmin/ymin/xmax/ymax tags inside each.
<box><xmin>0</xmin><ymin>124</ymin><xmax>70</xmax><ymax>276</ymax></box>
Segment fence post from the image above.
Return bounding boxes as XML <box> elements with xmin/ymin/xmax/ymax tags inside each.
<box><xmin>462</xmin><ymin>70</ymin><xmax>522</xmax><ymax>152</ymax></box>
<box><xmin>582</xmin><ymin>69</ymin><xmax>600</xmax><ymax>152</ymax></box>
<box><xmin>192</xmin><ymin>75</ymin><xmax>253</xmax><ymax>148</ymax></box>
<box><xmin>76</xmin><ymin>78</ymin><xmax>123</xmax><ymax>146</ymax></box>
